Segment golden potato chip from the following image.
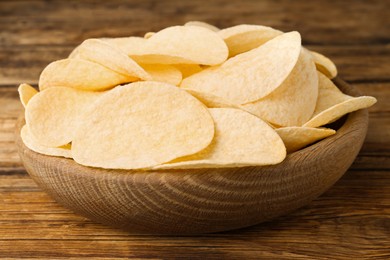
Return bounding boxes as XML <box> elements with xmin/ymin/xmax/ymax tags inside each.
<box><xmin>181</xmin><ymin>31</ymin><xmax>302</xmax><ymax>104</ymax></box>
<box><xmin>276</xmin><ymin>127</ymin><xmax>336</xmax><ymax>153</ymax></box>
<box><xmin>101</xmin><ymin>36</ymin><xmax>147</xmax><ymax>56</ymax></box>
<box><xmin>242</xmin><ymin>48</ymin><xmax>318</xmax><ymax>126</ymax></box>
<box><xmin>184</xmin><ymin>21</ymin><xmax>220</xmax><ymax>32</ymax></box>
<box><xmin>68</xmin><ymin>44</ymin><xmax>81</xmax><ymax>59</ymax></box>
<box><xmin>18</xmin><ymin>83</ymin><xmax>38</xmax><ymax>108</ymax></box>
<box><xmin>310</xmin><ymin>51</ymin><xmax>337</xmax><ymax>79</ymax></box>
<box><xmin>174</xmin><ymin>64</ymin><xmax>203</xmax><ymax>78</ymax></box>
<box><xmin>39</xmin><ymin>59</ymin><xmax>132</xmax><ymax>91</ymax></box>
<box><xmin>218</xmin><ymin>24</ymin><xmax>283</xmax><ymax>57</ymax></box>
<box><xmin>303</xmin><ymin>72</ymin><xmax>377</xmax><ymax>127</ymax></box>
<box><xmin>72</xmin><ymin>82</ymin><xmax>215</xmax><ymax>170</ymax></box>
<box><xmin>141</xmin><ymin>64</ymin><xmax>182</xmax><ymax>85</ymax></box>
<box><xmin>69</xmin><ymin>39</ymin><xmax>151</xmax><ymax>81</ymax></box>
<box><xmin>26</xmin><ymin>87</ymin><xmax>102</xmax><ymax>147</ymax></box>
<box><xmin>185</xmin><ymin>89</ymin><xmax>240</xmax><ymax>108</ymax></box>
<box><xmin>130</xmin><ymin>26</ymin><xmax>228</xmax><ymax>65</ymax></box>
<box><xmin>144</xmin><ymin>32</ymin><xmax>155</xmax><ymax>39</ymax></box>
<box><xmin>21</xmin><ymin>125</ymin><xmax>72</xmax><ymax>158</ymax></box>
<box><xmin>310</xmin><ymin>50</ymin><xmax>337</xmax><ymax>79</ymax></box>
<box><xmin>154</xmin><ymin>108</ymin><xmax>286</xmax><ymax>169</ymax></box>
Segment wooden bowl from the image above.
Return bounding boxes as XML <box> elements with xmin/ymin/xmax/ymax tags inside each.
<box><xmin>16</xmin><ymin>78</ymin><xmax>368</xmax><ymax>234</ymax></box>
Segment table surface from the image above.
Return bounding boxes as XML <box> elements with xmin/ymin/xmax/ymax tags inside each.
<box><xmin>1</xmin><ymin>0</ymin><xmax>389</xmax><ymax>258</ymax></box>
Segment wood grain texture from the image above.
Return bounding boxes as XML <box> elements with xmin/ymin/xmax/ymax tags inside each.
<box><xmin>15</xmin><ymin>79</ymin><xmax>368</xmax><ymax>234</ymax></box>
<box><xmin>1</xmin><ymin>0</ymin><xmax>389</xmax><ymax>258</ymax></box>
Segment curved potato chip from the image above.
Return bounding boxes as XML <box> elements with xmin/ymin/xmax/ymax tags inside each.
<box><xmin>310</xmin><ymin>50</ymin><xmax>337</xmax><ymax>79</ymax></box>
<box><xmin>101</xmin><ymin>36</ymin><xmax>147</xmax><ymax>56</ymax></box>
<box><xmin>72</xmin><ymin>82</ymin><xmax>215</xmax><ymax>170</ymax></box>
<box><xmin>68</xmin><ymin>44</ymin><xmax>81</xmax><ymax>58</ymax></box>
<box><xmin>141</xmin><ymin>64</ymin><xmax>182</xmax><ymax>85</ymax></box>
<box><xmin>184</xmin><ymin>21</ymin><xmax>220</xmax><ymax>32</ymax></box>
<box><xmin>144</xmin><ymin>32</ymin><xmax>155</xmax><ymax>39</ymax></box>
<box><xmin>39</xmin><ymin>59</ymin><xmax>132</xmax><ymax>91</ymax></box>
<box><xmin>181</xmin><ymin>31</ymin><xmax>302</xmax><ymax>104</ymax></box>
<box><xmin>303</xmin><ymin>72</ymin><xmax>377</xmax><ymax>127</ymax></box>
<box><xmin>131</xmin><ymin>26</ymin><xmax>228</xmax><ymax>65</ymax></box>
<box><xmin>155</xmin><ymin>108</ymin><xmax>286</xmax><ymax>169</ymax></box>
<box><xmin>218</xmin><ymin>24</ymin><xmax>283</xmax><ymax>57</ymax></box>
<box><xmin>242</xmin><ymin>49</ymin><xmax>318</xmax><ymax>126</ymax></box>
<box><xmin>21</xmin><ymin>125</ymin><xmax>72</xmax><ymax>158</ymax></box>
<box><xmin>185</xmin><ymin>89</ymin><xmax>240</xmax><ymax>108</ymax></box>
<box><xmin>276</xmin><ymin>127</ymin><xmax>336</xmax><ymax>153</ymax></box>
<box><xmin>26</xmin><ymin>87</ymin><xmax>103</xmax><ymax>147</ymax></box>
<box><xmin>69</xmin><ymin>39</ymin><xmax>151</xmax><ymax>81</ymax></box>
<box><xmin>174</xmin><ymin>64</ymin><xmax>203</xmax><ymax>78</ymax></box>
<box><xmin>18</xmin><ymin>83</ymin><xmax>38</xmax><ymax>108</ymax></box>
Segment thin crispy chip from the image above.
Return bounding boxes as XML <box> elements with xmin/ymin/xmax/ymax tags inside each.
<box><xmin>310</xmin><ymin>50</ymin><xmax>337</xmax><ymax>79</ymax></box>
<box><xmin>39</xmin><ymin>59</ymin><xmax>132</xmax><ymax>91</ymax></box>
<box><xmin>174</xmin><ymin>64</ymin><xmax>203</xmax><ymax>78</ymax></box>
<box><xmin>185</xmin><ymin>89</ymin><xmax>240</xmax><ymax>108</ymax></box>
<box><xmin>242</xmin><ymin>48</ymin><xmax>318</xmax><ymax>126</ymax></box>
<box><xmin>72</xmin><ymin>82</ymin><xmax>215</xmax><ymax>170</ymax></box>
<box><xmin>130</xmin><ymin>26</ymin><xmax>228</xmax><ymax>65</ymax></box>
<box><xmin>303</xmin><ymin>72</ymin><xmax>377</xmax><ymax>127</ymax></box>
<box><xmin>154</xmin><ymin>108</ymin><xmax>286</xmax><ymax>169</ymax></box>
<box><xmin>141</xmin><ymin>64</ymin><xmax>182</xmax><ymax>85</ymax></box>
<box><xmin>181</xmin><ymin>31</ymin><xmax>302</xmax><ymax>104</ymax></box>
<box><xmin>218</xmin><ymin>24</ymin><xmax>283</xmax><ymax>57</ymax></box>
<box><xmin>101</xmin><ymin>37</ymin><xmax>147</xmax><ymax>56</ymax></box>
<box><xmin>144</xmin><ymin>32</ymin><xmax>155</xmax><ymax>39</ymax></box>
<box><xmin>21</xmin><ymin>125</ymin><xmax>72</xmax><ymax>158</ymax></box>
<box><xmin>69</xmin><ymin>39</ymin><xmax>151</xmax><ymax>80</ymax></box>
<box><xmin>26</xmin><ymin>87</ymin><xmax>103</xmax><ymax>147</ymax></box>
<box><xmin>184</xmin><ymin>21</ymin><xmax>220</xmax><ymax>32</ymax></box>
<box><xmin>18</xmin><ymin>83</ymin><xmax>38</xmax><ymax>108</ymax></box>
<box><xmin>276</xmin><ymin>127</ymin><xmax>336</xmax><ymax>153</ymax></box>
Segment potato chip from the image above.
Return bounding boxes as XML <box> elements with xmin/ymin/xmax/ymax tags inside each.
<box><xmin>141</xmin><ymin>64</ymin><xmax>182</xmax><ymax>85</ymax></box>
<box><xmin>174</xmin><ymin>64</ymin><xmax>203</xmax><ymax>78</ymax></box>
<box><xmin>26</xmin><ymin>87</ymin><xmax>103</xmax><ymax>147</ymax></box>
<box><xmin>39</xmin><ymin>59</ymin><xmax>132</xmax><ymax>91</ymax></box>
<box><xmin>101</xmin><ymin>36</ymin><xmax>147</xmax><ymax>56</ymax></box>
<box><xmin>185</xmin><ymin>89</ymin><xmax>240</xmax><ymax>108</ymax></box>
<box><xmin>310</xmin><ymin>50</ymin><xmax>337</xmax><ymax>79</ymax></box>
<box><xmin>144</xmin><ymin>32</ymin><xmax>155</xmax><ymax>39</ymax></box>
<box><xmin>303</xmin><ymin>72</ymin><xmax>377</xmax><ymax>127</ymax></box>
<box><xmin>69</xmin><ymin>39</ymin><xmax>151</xmax><ymax>81</ymax></box>
<box><xmin>218</xmin><ymin>24</ymin><xmax>283</xmax><ymax>57</ymax></box>
<box><xmin>130</xmin><ymin>26</ymin><xmax>228</xmax><ymax>65</ymax></box>
<box><xmin>276</xmin><ymin>127</ymin><xmax>336</xmax><ymax>153</ymax></box>
<box><xmin>72</xmin><ymin>82</ymin><xmax>215</xmax><ymax>170</ymax></box>
<box><xmin>155</xmin><ymin>108</ymin><xmax>286</xmax><ymax>169</ymax></box>
<box><xmin>181</xmin><ymin>31</ymin><xmax>302</xmax><ymax>104</ymax></box>
<box><xmin>18</xmin><ymin>83</ymin><xmax>38</xmax><ymax>108</ymax></box>
<box><xmin>242</xmin><ymin>48</ymin><xmax>318</xmax><ymax>126</ymax></box>
<box><xmin>21</xmin><ymin>125</ymin><xmax>72</xmax><ymax>158</ymax></box>
<box><xmin>184</xmin><ymin>21</ymin><xmax>220</xmax><ymax>32</ymax></box>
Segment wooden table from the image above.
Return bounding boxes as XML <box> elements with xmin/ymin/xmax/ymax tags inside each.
<box><xmin>1</xmin><ymin>0</ymin><xmax>389</xmax><ymax>258</ymax></box>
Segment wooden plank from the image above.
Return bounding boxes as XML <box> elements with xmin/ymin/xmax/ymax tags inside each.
<box><xmin>0</xmin><ymin>170</ymin><xmax>388</xmax><ymax>258</ymax></box>
<box><xmin>0</xmin><ymin>0</ymin><xmax>389</xmax><ymax>46</ymax></box>
<box><xmin>1</xmin><ymin>44</ymin><xmax>389</xmax><ymax>85</ymax></box>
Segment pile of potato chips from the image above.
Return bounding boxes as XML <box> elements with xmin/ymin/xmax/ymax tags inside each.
<box><xmin>19</xmin><ymin>22</ymin><xmax>376</xmax><ymax>170</ymax></box>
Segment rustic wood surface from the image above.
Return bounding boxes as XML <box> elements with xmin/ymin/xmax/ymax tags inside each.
<box><xmin>0</xmin><ymin>0</ymin><xmax>389</xmax><ymax>258</ymax></box>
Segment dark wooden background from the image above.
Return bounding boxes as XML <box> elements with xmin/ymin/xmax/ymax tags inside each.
<box><xmin>0</xmin><ymin>0</ymin><xmax>389</xmax><ymax>258</ymax></box>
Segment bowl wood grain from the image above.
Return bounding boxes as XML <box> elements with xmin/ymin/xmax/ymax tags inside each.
<box><xmin>16</xmin><ymin>78</ymin><xmax>368</xmax><ymax>234</ymax></box>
